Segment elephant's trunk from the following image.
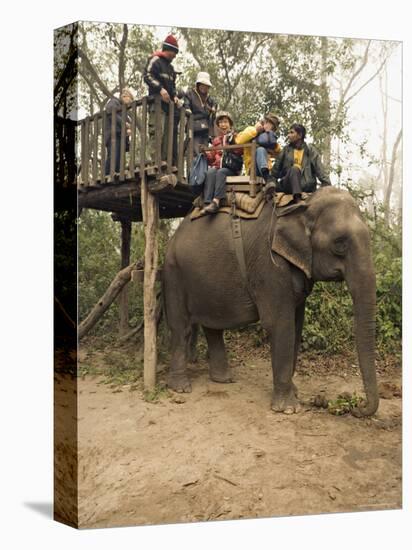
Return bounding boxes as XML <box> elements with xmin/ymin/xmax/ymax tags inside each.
<box><xmin>345</xmin><ymin>259</ymin><xmax>379</xmax><ymax>417</ymax></box>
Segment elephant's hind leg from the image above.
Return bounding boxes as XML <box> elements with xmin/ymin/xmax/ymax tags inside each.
<box><xmin>203</xmin><ymin>327</ymin><xmax>234</xmax><ymax>383</ymax></box>
<box><xmin>167</xmin><ymin>324</ymin><xmax>192</xmax><ymax>393</ymax></box>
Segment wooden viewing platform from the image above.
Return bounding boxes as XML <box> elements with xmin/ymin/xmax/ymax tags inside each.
<box><xmin>72</xmin><ymin>95</ymin><xmax>196</xmax><ymax>221</ymax></box>
<box><xmin>55</xmin><ymin>92</ymin><xmax>264</xmax><ymax>390</ymax></box>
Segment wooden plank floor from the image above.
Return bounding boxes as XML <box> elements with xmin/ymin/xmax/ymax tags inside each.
<box><xmin>78</xmin><ymin>178</ymin><xmax>195</xmax><ymax>221</ymax></box>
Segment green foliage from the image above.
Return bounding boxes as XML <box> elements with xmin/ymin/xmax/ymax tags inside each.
<box><xmin>54</xmin><ymin>209</ymin><xmax>77</xmax><ymax>320</ymax></box>
<box><xmin>78</xmin><ymin>210</ymin><xmax>172</xmax><ymax>337</ymax></box>
<box><xmin>78</xmin><ymin>210</ymin><xmax>124</xmax><ymax>333</ymax></box>
<box><xmin>143</xmin><ymin>385</ymin><xmax>172</xmax><ymax>403</ymax></box>
<box><xmin>77</xmin><ymin>22</ymin><xmax>157</xmax><ymax>113</ymax></box>
<box><xmin>327</xmin><ymin>393</ymin><xmax>364</xmax><ymax>416</ymax></box>
<box><xmin>302</xmin><ymin>282</ymin><xmax>354</xmax><ymax>354</ymax></box>
<box><xmin>99</xmin><ymin>350</ymin><xmax>143</xmax><ymax>386</ymax></box>
<box><xmin>372</xmin><ymin>223</ymin><xmax>402</xmax><ymax>352</ymax></box>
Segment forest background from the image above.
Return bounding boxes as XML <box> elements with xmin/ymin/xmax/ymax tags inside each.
<box><xmin>54</xmin><ymin>22</ymin><xmax>402</xmax><ymax>359</ymax></box>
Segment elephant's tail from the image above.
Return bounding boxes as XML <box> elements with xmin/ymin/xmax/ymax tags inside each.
<box><xmin>160</xmin><ymin>273</ymin><xmax>170</xmax><ymax>332</ymax></box>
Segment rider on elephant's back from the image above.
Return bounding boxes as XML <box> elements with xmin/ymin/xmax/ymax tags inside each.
<box><xmin>199</xmin><ymin>111</ymin><xmax>243</xmax><ymax>215</ymax></box>
<box><xmin>271</xmin><ymin>123</ymin><xmax>331</xmax><ymax>203</ymax></box>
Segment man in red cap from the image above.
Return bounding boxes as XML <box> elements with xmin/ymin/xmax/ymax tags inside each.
<box><xmin>144</xmin><ymin>34</ymin><xmax>181</xmax><ymax>166</ymax></box>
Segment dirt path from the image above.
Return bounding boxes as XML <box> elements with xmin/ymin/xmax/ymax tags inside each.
<box><xmin>66</xmin><ymin>355</ymin><xmax>402</xmax><ymax>528</ymax></box>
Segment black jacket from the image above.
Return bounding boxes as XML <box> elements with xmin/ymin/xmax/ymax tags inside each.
<box><xmin>184</xmin><ymin>88</ymin><xmax>217</xmax><ymax>135</ymax></box>
<box><xmin>272</xmin><ymin>142</ymin><xmax>331</xmax><ymax>191</ymax></box>
<box><xmin>144</xmin><ymin>54</ymin><xmax>177</xmax><ymax>112</ymax></box>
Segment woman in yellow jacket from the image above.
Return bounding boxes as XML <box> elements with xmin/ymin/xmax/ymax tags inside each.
<box><xmin>235</xmin><ymin>113</ymin><xmax>281</xmax><ymax>181</ymax></box>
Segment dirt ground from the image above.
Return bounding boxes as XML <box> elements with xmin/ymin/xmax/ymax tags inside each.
<box><xmin>55</xmin><ymin>347</ymin><xmax>402</xmax><ymax>529</ymax></box>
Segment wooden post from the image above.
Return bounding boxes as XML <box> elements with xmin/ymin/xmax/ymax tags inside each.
<box><xmin>118</xmin><ymin>219</ymin><xmax>132</xmax><ymax>336</ymax></box>
<box><xmin>80</xmin><ymin>120</ymin><xmax>86</xmax><ymax>186</ymax></box>
<box><xmin>142</xmin><ymin>191</ymin><xmax>159</xmax><ymax>391</ymax></box>
<box><xmin>167</xmin><ymin>101</ymin><xmax>174</xmax><ymax>173</ymax></box>
<box><xmin>141</xmin><ymin>97</ymin><xmax>159</xmax><ymax>391</ymax></box>
<box><xmin>250</xmin><ymin>141</ymin><xmax>257</xmax><ymax>198</ymax></box>
<box><xmin>129</xmin><ymin>100</ymin><xmax>137</xmax><ymax>178</ymax></box>
<box><xmin>186</xmin><ymin>113</ymin><xmax>194</xmax><ymax>177</ymax></box>
<box><xmin>100</xmin><ymin>112</ymin><xmax>106</xmax><ymax>183</ymax></box>
<box><xmin>178</xmin><ymin>106</ymin><xmax>186</xmax><ymax>181</ymax></box>
<box><xmin>110</xmin><ymin>104</ymin><xmax>116</xmax><ymax>180</ymax></box>
<box><xmin>119</xmin><ymin>102</ymin><xmax>126</xmax><ymax>181</ymax></box>
<box><xmin>92</xmin><ymin>115</ymin><xmax>98</xmax><ymax>184</ymax></box>
<box><xmin>154</xmin><ymin>95</ymin><xmax>162</xmax><ymax>173</ymax></box>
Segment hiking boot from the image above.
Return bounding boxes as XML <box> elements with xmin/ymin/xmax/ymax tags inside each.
<box><xmin>260</xmin><ymin>167</ymin><xmax>270</xmax><ymax>181</ymax></box>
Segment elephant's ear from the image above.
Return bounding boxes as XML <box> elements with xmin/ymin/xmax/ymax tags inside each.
<box><xmin>271</xmin><ymin>203</ymin><xmax>312</xmax><ymax>279</ymax></box>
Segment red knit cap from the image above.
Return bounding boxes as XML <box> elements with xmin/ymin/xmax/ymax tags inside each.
<box><xmin>163</xmin><ymin>34</ymin><xmax>179</xmax><ymax>53</ymax></box>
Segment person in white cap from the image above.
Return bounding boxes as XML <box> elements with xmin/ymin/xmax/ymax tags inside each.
<box><xmin>184</xmin><ymin>71</ymin><xmax>217</xmax><ymax>154</ymax></box>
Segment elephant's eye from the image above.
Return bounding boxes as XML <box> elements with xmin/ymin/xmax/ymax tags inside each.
<box><xmin>332</xmin><ymin>237</ymin><xmax>348</xmax><ymax>257</ymax></box>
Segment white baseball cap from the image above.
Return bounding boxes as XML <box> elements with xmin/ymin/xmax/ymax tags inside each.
<box><xmin>196</xmin><ymin>71</ymin><xmax>212</xmax><ymax>87</ymax></box>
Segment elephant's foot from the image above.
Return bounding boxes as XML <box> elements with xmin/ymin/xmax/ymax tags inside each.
<box><xmin>209</xmin><ymin>367</ymin><xmax>234</xmax><ymax>384</ymax></box>
<box><xmin>167</xmin><ymin>372</ymin><xmax>192</xmax><ymax>393</ymax></box>
<box><xmin>271</xmin><ymin>386</ymin><xmax>301</xmax><ymax>414</ymax></box>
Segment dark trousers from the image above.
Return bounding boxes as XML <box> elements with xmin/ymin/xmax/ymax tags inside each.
<box><xmin>277</xmin><ymin>166</ymin><xmax>303</xmax><ymax>195</ymax></box>
<box><xmin>105</xmin><ymin>138</ymin><xmax>121</xmax><ymax>175</ymax></box>
<box><xmin>148</xmin><ymin>105</ymin><xmax>179</xmax><ymax>166</ymax></box>
<box><xmin>193</xmin><ymin>132</ymin><xmax>209</xmax><ymax>156</ymax></box>
<box><xmin>204</xmin><ymin>167</ymin><xmax>234</xmax><ymax>202</ymax></box>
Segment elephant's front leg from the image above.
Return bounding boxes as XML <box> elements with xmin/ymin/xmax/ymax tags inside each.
<box><xmin>267</xmin><ymin>314</ymin><xmax>301</xmax><ymax>414</ymax></box>
<box><xmin>203</xmin><ymin>327</ymin><xmax>234</xmax><ymax>383</ymax></box>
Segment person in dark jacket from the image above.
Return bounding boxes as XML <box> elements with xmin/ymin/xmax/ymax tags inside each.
<box><xmin>104</xmin><ymin>88</ymin><xmax>134</xmax><ymax>175</ymax></box>
<box><xmin>184</xmin><ymin>71</ymin><xmax>217</xmax><ymax>154</ymax></box>
<box><xmin>143</xmin><ymin>34</ymin><xmax>182</xmax><ymax>165</ymax></box>
<box><xmin>270</xmin><ymin>123</ymin><xmax>331</xmax><ymax>201</ymax></box>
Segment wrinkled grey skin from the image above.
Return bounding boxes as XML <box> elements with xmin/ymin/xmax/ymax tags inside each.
<box><xmin>163</xmin><ymin>187</ymin><xmax>378</xmax><ymax>416</ymax></box>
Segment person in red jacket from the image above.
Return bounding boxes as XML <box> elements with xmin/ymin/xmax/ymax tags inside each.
<box><xmin>200</xmin><ymin>111</ymin><xmax>242</xmax><ymax>215</ymax></box>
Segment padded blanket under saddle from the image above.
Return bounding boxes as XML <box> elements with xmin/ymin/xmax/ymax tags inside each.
<box><xmin>190</xmin><ymin>192</ymin><xmax>309</xmax><ymax>220</ymax></box>
<box><xmin>190</xmin><ymin>191</ymin><xmax>266</xmax><ymax>220</ymax></box>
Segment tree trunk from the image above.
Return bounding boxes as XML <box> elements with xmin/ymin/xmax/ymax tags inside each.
<box><xmin>78</xmin><ymin>261</ymin><xmax>141</xmax><ymax>340</ymax></box>
<box><xmin>379</xmin><ymin>69</ymin><xmax>389</xmax><ymax>196</ymax></box>
<box><xmin>384</xmin><ymin>129</ymin><xmax>402</xmax><ymax>227</ymax></box>
<box><xmin>141</xmin><ymin>175</ymin><xmax>159</xmax><ymax>391</ymax></box>
<box><xmin>118</xmin><ymin>24</ymin><xmax>128</xmax><ymax>92</ymax></box>
<box><xmin>118</xmin><ymin>219</ymin><xmax>132</xmax><ymax>336</ymax></box>
<box><xmin>320</xmin><ymin>37</ymin><xmax>331</xmax><ymax>171</ymax></box>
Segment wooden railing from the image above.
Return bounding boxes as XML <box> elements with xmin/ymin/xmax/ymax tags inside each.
<box><xmin>55</xmin><ymin>95</ymin><xmax>265</xmax><ymax>193</ymax></box>
<box><xmin>54</xmin><ymin>116</ymin><xmax>77</xmax><ymax>188</ymax></box>
<box><xmin>76</xmin><ymin>95</ymin><xmax>194</xmax><ymax>187</ymax></box>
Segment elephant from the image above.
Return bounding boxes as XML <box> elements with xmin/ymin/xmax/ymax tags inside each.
<box><xmin>162</xmin><ymin>186</ymin><xmax>378</xmax><ymax>417</ymax></box>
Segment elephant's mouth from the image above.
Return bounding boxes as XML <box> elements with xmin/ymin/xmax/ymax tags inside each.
<box><xmin>330</xmin><ymin>269</ymin><xmax>344</xmax><ymax>282</ymax></box>
<box><xmin>313</xmin><ymin>264</ymin><xmax>344</xmax><ymax>282</ymax></box>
